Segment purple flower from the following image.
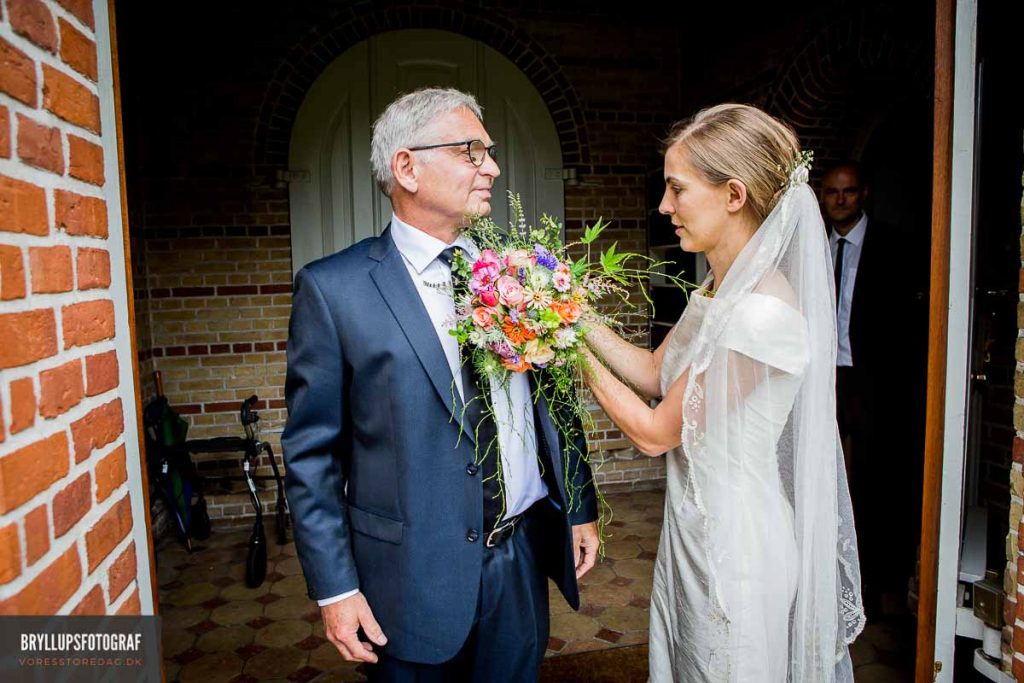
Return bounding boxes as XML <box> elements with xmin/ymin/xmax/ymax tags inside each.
<box><xmin>508</xmin><ymin>308</ymin><xmax>520</xmax><ymax>324</ymax></box>
<box><xmin>533</xmin><ymin>244</ymin><xmax>558</xmax><ymax>270</ymax></box>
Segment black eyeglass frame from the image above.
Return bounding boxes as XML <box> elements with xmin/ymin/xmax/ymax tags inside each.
<box><xmin>406</xmin><ymin>139</ymin><xmax>498</xmax><ymax>166</ymax></box>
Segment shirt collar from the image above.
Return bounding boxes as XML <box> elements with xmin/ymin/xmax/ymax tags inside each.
<box><xmin>390</xmin><ymin>214</ymin><xmax>477</xmax><ymax>274</ymax></box>
<box><xmin>831</xmin><ymin>212</ymin><xmax>868</xmax><ymax>247</ymax></box>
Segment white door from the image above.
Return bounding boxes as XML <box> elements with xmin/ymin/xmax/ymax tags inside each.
<box><xmin>289</xmin><ymin>30</ymin><xmax>565</xmax><ymax>274</ymax></box>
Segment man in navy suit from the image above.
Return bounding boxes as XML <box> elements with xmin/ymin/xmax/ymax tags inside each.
<box><xmin>282</xmin><ymin>87</ymin><xmax>600</xmax><ymax>681</ymax></box>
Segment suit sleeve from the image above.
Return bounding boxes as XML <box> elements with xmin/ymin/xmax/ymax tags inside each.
<box><xmin>281</xmin><ymin>267</ymin><xmax>360</xmax><ymax>600</ymax></box>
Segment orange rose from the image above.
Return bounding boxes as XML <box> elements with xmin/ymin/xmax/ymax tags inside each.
<box><xmin>472</xmin><ymin>306</ymin><xmax>495</xmax><ymax>329</ymax></box>
<box><xmin>550</xmin><ymin>301</ymin><xmax>582</xmax><ymax>324</ymax></box>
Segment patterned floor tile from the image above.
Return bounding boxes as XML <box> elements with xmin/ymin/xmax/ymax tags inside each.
<box><xmin>599</xmin><ymin>606</ymin><xmax>650</xmax><ymax>633</ymax></box>
<box><xmin>287</xmin><ymin>665</ymin><xmax>323</xmax><ymax>683</ymax></box>
<box><xmin>211</xmin><ymin>601</ymin><xmax>264</xmax><ymax>626</ymax></box>
<box><xmin>580</xmin><ymin>582</ymin><xmax>635</xmax><ymax>608</ymax></box>
<box><xmin>242</xmin><ymin>646</ymin><xmax>309</xmax><ymax>680</ymax></box>
<box><xmin>162</xmin><ymin>605</ymin><xmax>211</xmax><ymax>631</ymax></box>
<box><xmin>271</xmin><ymin>575</ymin><xmax>309</xmax><ymax>597</ymax></box>
<box><xmin>295</xmin><ymin>635</ymin><xmax>328</xmax><ymax>652</ymax></box>
<box><xmin>221</xmin><ymin>582</ymin><xmax>272</xmax><ymax>601</ymax></box>
<box><xmin>178</xmin><ymin>651</ymin><xmax>244</xmax><ymax>683</ymax></box>
<box><xmin>166</xmin><ymin>582</ymin><xmax>221</xmax><ymax>607</ymax></box>
<box><xmin>307</xmin><ymin>642</ymin><xmax>346</xmax><ymax>671</ymax></box>
<box><xmin>160</xmin><ymin>491</ymin><xmax>668</xmax><ymax>679</ymax></box>
<box><xmin>612</xmin><ymin>559</ymin><xmax>653</xmax><ymax>582</ymax></box>
<box><xmin>254</xmin><ymin>620</ymin><xmax>313</xmax><ymax>649</ymax></box>
<box><xmin>196</xmin><ymin>625</ymin><xmax>256</xmax><ymax>653</ymax></box>
<box><xmin>162</xmin><ymin>628</ymin><xmax>197</xmax><ymax>659</ymax></box>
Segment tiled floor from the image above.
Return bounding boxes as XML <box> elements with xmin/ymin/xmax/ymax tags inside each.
<box><xmin>157</xmin><ymin>489</ymin><xmax>912</xmax><ymax>681</ymax></box>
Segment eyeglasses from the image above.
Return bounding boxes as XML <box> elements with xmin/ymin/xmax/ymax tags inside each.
<box><xmin>407</xmin><ymin>139</ymin><xmax>498</xmax><ymax>167</ymax></box>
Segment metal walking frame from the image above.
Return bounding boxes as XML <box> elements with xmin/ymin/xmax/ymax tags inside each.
<box><xmin>144</xmin><ymin>372</ymin><xmax>289</xmax><ymax>588</ymax></box>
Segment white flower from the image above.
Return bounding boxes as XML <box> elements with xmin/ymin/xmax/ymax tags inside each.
<box><xmin>524</xmin><ymin>287</ymin><xmax>553</xmax><ymax>310</ymax></box>
<box><xmin>528</xmin><ymin>267</ymin><xmax>551</xmax><ymax>290</ymax></box>
<box><xmin>789</xmin><ymin>165</ymin><xmax>809</xmax><ymax>187</ymax></box>
<box><xmin>468</xmin><ymin>328</ymin><xmax>488</xmax><ymax>347</ymax></box>
<box><xmin>553</xmin><ymin>326</ymin><xmax>578</xmax><ymax>349</ymax></box>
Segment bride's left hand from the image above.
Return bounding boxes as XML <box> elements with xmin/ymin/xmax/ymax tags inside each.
<box><xmin>572</xmin><ymin>521</ymin><xmax>600</xmax><ymax>579</ymax></box>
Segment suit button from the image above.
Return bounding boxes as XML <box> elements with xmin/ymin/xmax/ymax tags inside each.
<box><xmin>467</xmin><ymin>529</ymin><xmax>479</xmax><ymax>543</ymax></box>
<box><xmin>466</xmin><ymin>463</ymin><xmax>479</xmax><ymax>475</ymax></box>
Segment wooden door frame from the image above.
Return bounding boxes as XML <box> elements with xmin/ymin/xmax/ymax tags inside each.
<box><xmin>106</xmin><ymin>0</ymin><xmax>161</xmax><ymax>617</ymax></box>
<box><xmin>917</xmin><ymin>0</ymin><xmax>980</xmax><ymax>680</ymax></box>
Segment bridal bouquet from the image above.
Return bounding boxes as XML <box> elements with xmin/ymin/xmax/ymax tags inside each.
<box><xmin>448</xmin><ymin>193</ymin><xmax>667</xmax><ymax>383</ymax></box>
<box><xmin>447</xmin><ymin>193</ymin><xmax>683</xmax><ymax>526</ymax></box>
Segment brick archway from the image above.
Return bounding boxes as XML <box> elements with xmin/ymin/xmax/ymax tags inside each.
<box><xmin>758</xmin><ymin>6</ymin><xmax>932</xmax><ymax>173</ymax></box>
<box><xmin>252</xmin><ymin>4</ymin><xmax>591</xmax><ymax>179</ymax></box>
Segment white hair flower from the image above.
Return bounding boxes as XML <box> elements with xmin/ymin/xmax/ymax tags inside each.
<box><xmin>789</xmin><ymin>165</ymin><xmax>810</xmax><ymax>187</ymax></box>
<box><xmin>785</xmin><ymin>150</ymin><xmax>814</xmax><ymax>189</ymax></box>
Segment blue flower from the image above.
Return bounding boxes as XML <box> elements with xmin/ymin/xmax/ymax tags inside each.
<box><xmin>533</xmin><ymin>244</ymin><xmax>558</xmax><ymax>270</ymax></box>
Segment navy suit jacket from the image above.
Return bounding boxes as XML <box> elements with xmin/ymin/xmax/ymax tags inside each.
<box><xmin>281</xmin><ymin>227</ymin><xmax>598</xmax><ymax>663</ymax></box>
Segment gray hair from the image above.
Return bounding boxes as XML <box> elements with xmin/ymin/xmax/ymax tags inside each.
<box><xmin>371</xmin><ymin>87</ymin><xmax>484</xmax><ymax>195</ymax></box>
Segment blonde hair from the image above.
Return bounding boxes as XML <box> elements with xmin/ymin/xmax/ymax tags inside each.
<box><xmin>665</xmin><ymin>104</ymin><xmax>801</xmax><ymax>223</ymax></box>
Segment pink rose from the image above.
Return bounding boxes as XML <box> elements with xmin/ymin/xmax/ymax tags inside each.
<box><xmin>472</xmin><ymin>307</ymin><xmax>495</xmax><ymax>329</ymax></box>
<box><xmin>496</xmin><ymin>275</ymin><xmax>526</xmax><ymax>307</ymax></box>
<box><xmin>472</xmin><ymin>250</ymin><xmax>501</xmax><ymax>284</ymax></box>
<box><xmin>479</xmin><ymin>288</ymin><xmax>498</xmax><ymax>308</ymax></box>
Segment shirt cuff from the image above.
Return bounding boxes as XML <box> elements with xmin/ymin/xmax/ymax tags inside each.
<box><xmin>317</xmin><ymin>589</ymin><xmax>359</xmax><ymax>607</ymax></box>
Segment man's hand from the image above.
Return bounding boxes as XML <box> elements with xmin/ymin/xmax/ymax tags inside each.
<box><xmin>572</xmin><ymin>521</ymin><xmax>600</xmax><ymax>579</ymax></box>
<box><xmin>321</xmin><ymin>592</ymin><xmax>387</xmax><ymax>663</ymax></box>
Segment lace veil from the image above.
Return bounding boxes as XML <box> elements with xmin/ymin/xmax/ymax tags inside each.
<box><xmin>678</xmin><ymin>179</ymin><xmax>865</xmax><ymax>681</ymax></box>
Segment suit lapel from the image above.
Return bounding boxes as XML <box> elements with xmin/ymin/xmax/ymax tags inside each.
<box><xmin>851</xmin><ymin>227</ymin><xmax>868</xmax><ymax>298</ymax></box>
<box><xmin>369</xmin><ymin>228</ymin><xmax>475</xmax><ymax>445</ymax></box>
<box><xmin>849</xmin><ymin>226</ymin><xmax>872</xmax><ymax>341</ymax></box>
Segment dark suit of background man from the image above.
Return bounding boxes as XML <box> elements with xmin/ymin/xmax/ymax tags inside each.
<box><xmin>281</xmin><ymin>87</ymin><xmax>600</xmax><ymax>682</ymax></box>
<box><xmin>822</xmin><ymin>160</ymin><xmax>926</xmax><ymax>620</ymax></box>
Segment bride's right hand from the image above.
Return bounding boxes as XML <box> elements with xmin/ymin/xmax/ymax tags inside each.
<box><xmin>583</xmin><ymin>320</ymin><xmax>664</xmax><ymax>401</ymax></box>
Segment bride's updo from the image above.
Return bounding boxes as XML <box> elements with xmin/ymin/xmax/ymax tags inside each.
<box><xmin>664</xmin><ymin>104</ymin><xmax>801</xmax><ymax>224</ymax></box>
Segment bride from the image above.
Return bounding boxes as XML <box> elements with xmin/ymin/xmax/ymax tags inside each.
<box><xmin>582</xmin><ymin>104</ymin><xmax>864</xmax><ymax>681</ymax></box>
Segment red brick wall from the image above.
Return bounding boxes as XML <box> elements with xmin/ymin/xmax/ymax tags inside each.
<box><xmin>0</xmin><ymin>0</ymin><xmax>149</xmax><ymax>615</ymax></box>
<box><xmin>1009</xmin><ymin>146</ymin><xmax>1024</xmax><ymax>678</ymax></box>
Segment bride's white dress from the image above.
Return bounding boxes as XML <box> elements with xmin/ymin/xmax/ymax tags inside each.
<box><xmin>649</xmin><ymin>290</ymin><xmax>809</xmax><ymax>682</ymax></box>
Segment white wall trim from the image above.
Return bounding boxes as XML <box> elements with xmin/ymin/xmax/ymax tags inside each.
<box><xmin>92</xmin><ymin>0</ymin><xmax>155</xmax><ymax>615</ymax></box>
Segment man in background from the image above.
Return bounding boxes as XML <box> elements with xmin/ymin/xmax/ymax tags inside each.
<box><xmin>822</xmin><ymin>160</ymin><xmax>926</xmax><ymax>619</ymax></box>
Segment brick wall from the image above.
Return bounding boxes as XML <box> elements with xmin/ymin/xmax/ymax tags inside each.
<box><xmin>116</xmin><ymin>1</ymin><xmax>933</xmax><ymax>522</ymax></box>
<box><xmin>1008</xmin><ymin>153</ymin><xmax>1024</xmax><ymax>678</ymax></box>
<box><xmin>0</xmin><ymin>0</ymin><xmax>152</xmax><ymax>615</ymax></box>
